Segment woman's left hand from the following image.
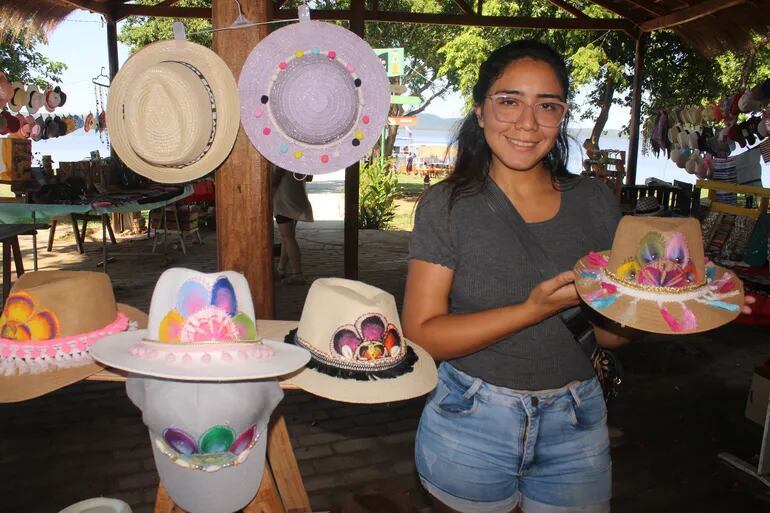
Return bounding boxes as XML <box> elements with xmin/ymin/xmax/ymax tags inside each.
<box><xmin>742</xmin><ymin>295</ymin><xmax>756</xmax><ymax>315</ymax></box>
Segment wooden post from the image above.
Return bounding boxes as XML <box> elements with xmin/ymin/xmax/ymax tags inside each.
<box><xmin>212</xmin><ymin>0</ymin><xmax>274</xmax><ymax>318</ymax></box>
<box><xmin>626</xmin><ymin>32</ymin><xmax>648</xmax><ymax>186</ymax></box>
<box><xmin>344</xmin><ymin>0</ymin><xmax>366</xmax><ymax>280</ymax></box>
<box><xmin>106</xmin><ymin>17</ymin><xmax>133</xmax><ymax>233</ymax></box>
<box><xmin>106</xmin><ymin>19</ymin><xmax>119</xmax><ymax>79</ymax></box>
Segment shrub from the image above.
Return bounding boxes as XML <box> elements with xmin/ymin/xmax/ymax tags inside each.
<box><xmin>359</xmin><ymin>158</ymin><xmax>398</xmax><ymax>229</ymax></box>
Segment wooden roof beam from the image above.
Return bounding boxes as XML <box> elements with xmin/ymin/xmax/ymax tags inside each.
<box><xmin>116</xmin><ymin>4</ymin><xmax>211</xmax><ymax>19</ymax></box>
<box><xmin>56</xmin><ymin>0</ymin><xmax>114</xmax><ymax>18</ymax></box>
<box><xmin>587</xmin><ymin>0</ymin><xmax>643</xmax><ymax>22</ymax></box>
<box><xmin>452</xmin><ymin>0</ymin><xmax>476</xmax><ymax>16</ymax></box>
<box><xmin>546</xmin><ymin>0</ymin><xmax>588</xmax><ymax>18</ymax></box>
<box><xmin>640</xmin><ymin>0</ymin><xmax>746</xmax><ymax>32</ymax></box>
<box><xmin>621</xmin><ymin>0</ymin><xmax>668</xmax><ymax>16</ymax></box>
<box><xmin>271</xmin><ymin>8</ymin><xmax>634</xmax><ymax>30</ymax></box>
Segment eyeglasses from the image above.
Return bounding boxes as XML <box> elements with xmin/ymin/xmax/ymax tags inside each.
<box><xmin>485</xmin><ymin>94</ymin><xmax>569</xmax><ymax>128</ymax></box>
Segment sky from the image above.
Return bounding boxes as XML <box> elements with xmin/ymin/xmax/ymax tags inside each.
<box><xmin>36</xmin><ymin>11</ymin><xmax>630</xmax><ymax>129</ymax></box>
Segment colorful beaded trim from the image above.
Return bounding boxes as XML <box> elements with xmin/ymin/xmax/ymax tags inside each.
<box><xmin>258</xmin><ymin>47</ymin><xmax>368</xmax><ymax>166</ymax></box>
<box><xmin>0</xmin><ymin>312</ymin><xmax>130</xmax><ymax>376</ymax></box>
<box><xmin>129</xmin><ymin>340</ymin><xmax>273</xmax><ymax>365</ymax></box>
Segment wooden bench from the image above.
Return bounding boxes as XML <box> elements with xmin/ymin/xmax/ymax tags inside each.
<box><xmin>695</xmin><ymin>180</ymin><xmax>770</xmax><ymax>220</ymax></box>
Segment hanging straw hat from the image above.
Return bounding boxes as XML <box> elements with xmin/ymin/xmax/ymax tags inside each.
<box><xmin>90</xmin><ymin>268</ymin><xmax>310</xmax><ymax>381</ymax></box>
<box><xmin>239</xmin><ymin>20</ymin><xmax>390</xmax><ymax>175</ymax></box>
<box><xmin>26</xmin><ymin>85</ymin><xmax>44</xmax><ymax>115</ymax></box>
<box><xmin>574</xmin><ymin>217</ymin><xmax>743</xmax><ymax>335</ymax></box>
<box><xmin>283</xmin><ymin>278</ymin><xmax>437</xmax><ymax>403</ymax></box>
<box><xmin>8</xmin><ymin>82</ymin><xmax>29</xmax><ymax>112</ymax></box>
<box><xmin>106</xmin><ymin>39</ymin><xmax>240</xmax><ymax>184</ymax></box>
<box><xmin>0</xmin><ymin>271</ymin><xmax>147</xmax><ymax>403</ymax></box>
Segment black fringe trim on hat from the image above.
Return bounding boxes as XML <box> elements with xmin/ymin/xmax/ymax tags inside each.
<box><xmin>285</xmin><ymin>329</ymin><xmax>418</xmax><ymax>381</ymax></box>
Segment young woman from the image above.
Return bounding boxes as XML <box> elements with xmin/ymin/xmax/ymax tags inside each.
<box><xmin>403</xmin><ymin>40</ymin><xmax>628</xmax><ymax>513</ymax></box>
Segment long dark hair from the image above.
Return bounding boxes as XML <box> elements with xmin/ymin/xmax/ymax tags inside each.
<box><xmin>444</xmin><ymin>40</ymin><xmax>574</xmax><ymax>207</ymax></box>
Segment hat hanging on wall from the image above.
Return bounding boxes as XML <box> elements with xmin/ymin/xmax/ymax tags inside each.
<box><xmin>574</xmin><ymin>217</ymin><xmax>743</xmax><ymax>335</ymax></box>
<box><xmin>8</xmin><ymin>82</ymin><xmax>29</xmax><ymax>112</ymax></box>
<box><xmin>239</xmin><ymin>9</ymin><xmax>390</xmax><ymax>175</ymax></box>
<box><xmin>106</xmin><ymin>39</ymin><xmax>241</xmax><ymax>184</ymax></box>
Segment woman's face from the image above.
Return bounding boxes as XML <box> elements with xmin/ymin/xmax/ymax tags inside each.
<box><xmin>475</xmin><ymin>58</ymin><xmax>564</xmax><ymax>176</ymax></box>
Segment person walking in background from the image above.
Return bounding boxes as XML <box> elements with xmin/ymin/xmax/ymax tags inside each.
<box><xmin>271</xmin><ymin>165</ymin><xmax>314</xmax><ymax>285</ymax></box>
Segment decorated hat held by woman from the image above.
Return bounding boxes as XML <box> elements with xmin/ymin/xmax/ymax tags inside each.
<box><xmin>90</xmin><ymin>268</ymin><xmax>310</xmax><ymax>381</ymax></box>
<box><xmin>575</xmin><ymin>217</ymin><xmax>743</xmax><ymax>334</ymax></box>
<box><xmin>284</xmin><ymin>278</ymin><xmax>437</xmax><ymax>403</ymax></box>
<box><xmin>0</xmin><ymin>271</ymin><xmax>147</xmax><ymax>402</ymax></box>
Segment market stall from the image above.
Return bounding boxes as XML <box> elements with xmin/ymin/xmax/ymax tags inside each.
<box><xmin>2</xmin><ymin>1</ymin><xmax>770</xmax><ymax>512</ymax></box>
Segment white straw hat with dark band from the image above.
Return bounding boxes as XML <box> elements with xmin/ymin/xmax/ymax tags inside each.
<box><xmin>107</xmin><ymin>40</ymin><xmax>240</xmax><ymax>184</ymax></box>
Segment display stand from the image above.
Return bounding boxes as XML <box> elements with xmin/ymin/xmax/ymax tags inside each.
<box><xmin>718</xmin><ymin>396</ymin><xmax>770</xmax><ymax>487</ymax></box>
<box><xmin>695</xmin><ymin>180</ymin><xmax>770</xmax><ymax>220</ymax></box>
<box><xmin>86</xmin><ymin>320</ymin><xmax>313</xmax><ymax>512</ymax></box>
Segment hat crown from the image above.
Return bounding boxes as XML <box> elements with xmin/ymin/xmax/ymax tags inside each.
<box><xmin>125</xmin><ymin>62</ymin><xmax>214</xmax><ymax>167</ymax></box>
<box><xmin>0</xmin><ymin>271</ymin><xmax>118</xmax><ymax>341</ymax></box>
<box><xmin>296</xmin><ymin>278</ymin><xmax>407</xmax><ymax>366</ymax></box>
<box><xmin>606</xmin><ymin>217</ymin><xmax>706</xmax><ymax>287</ymax></box>
<box><xmin>147</xmin><ymin>268</ymin><xmax>259</xmax><ymax>344</ymax></box>
<box><xmin>127</xmin><ymin>377</ymin><xmax>282</xmax><ymax>508</ymax></box>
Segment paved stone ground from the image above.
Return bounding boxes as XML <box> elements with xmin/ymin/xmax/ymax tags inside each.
<box><xmin>1</xmin><ymin>219</ymin><xmax>770</xmax><ymax>513</ymax></box>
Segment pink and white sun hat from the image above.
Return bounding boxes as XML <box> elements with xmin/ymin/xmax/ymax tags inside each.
<box><xmin>90</xmin><ymin>268</ymin><xmax>309</xmax><ymax>381</ymax></box>
<box><xmin>239</xmin><ymin>16</ymin><xmax>390</xmax><ymax>175</ymax></box>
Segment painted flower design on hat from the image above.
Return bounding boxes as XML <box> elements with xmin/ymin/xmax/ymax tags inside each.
<box><xmin>580</xmin><ymin>230</ymin><xmax>740</xmax><ymax>332</ymax></box>
<box><xmin>332</xmin><ymin>314</ymin><xmax>402</xmax><ymax>362</ymax></box>
<box><xmin>156</xmin><ymin>423</ymin><xmax>260</xmax><ymax>471</ymax></box>
<box><xmin>0</xmin><ymin>293</ymin><xmax>60</xmax><ymax>341</ymax></box>
<box><xmin>158</xmin><ymin>277</ymin><xmax>257</xmax><ymax>343</ymax></box>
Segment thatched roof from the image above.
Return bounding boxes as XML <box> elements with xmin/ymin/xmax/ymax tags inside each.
<box><xmin>1</xmin><ymin>0</ymin><xmax>769</xmax><ymax>57</ymax></box>
<box><xmin>0</xmin><ymin>0</ymin><xmax>81</xmax><ymax>44</ymax></box>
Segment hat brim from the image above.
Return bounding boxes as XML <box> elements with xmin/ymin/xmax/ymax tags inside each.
<box><xmin>239</xmin><ymin>21</ymin><xmax>390</xmax><ymax>175</ymax></box>
<box><xmin>275</xmin><ymin>321</ymin><xmax>439</xmax><ymax>404</ymax></box>
<box><xmin>89</xmin><ymin>325</ymin><xmax>310</xmax><ymax>381</ymax></box>
<box><xmin>574</xmin><ymin>251</ymin><xmax>744</xmax><ymax>335</ymax></box>
<box><xmin>0</xmin><ymin>303</ymin><xmax>148</xmax><ymax>403</ymax></box>
<box><xmin>107</xmin><ymin>39</ymin><xmax>240</xmax><ymax>184</ymax></box>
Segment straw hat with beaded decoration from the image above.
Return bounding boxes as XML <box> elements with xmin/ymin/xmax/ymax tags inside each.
<box><xmin>575</xmin><ymin>217</ymin><xmax>743</xmax><ymax>335</ymax></box>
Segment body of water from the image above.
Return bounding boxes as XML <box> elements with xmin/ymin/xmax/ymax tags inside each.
<box><xmin>8</xmin><ymin>126</ymin><xmax>768</xmax><ymax>188</ymax></box>
<box><xmin>396</xmin><ymin>127</ymin><xmax>770</xmax><ymax>187</ymax></box>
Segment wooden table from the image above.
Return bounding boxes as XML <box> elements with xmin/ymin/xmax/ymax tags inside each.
<box><xmin>0</xmin><ymin>224</ymin><xmax>43</xmax><ymax>308</ymax></box>
<box><xmin>87</xmin><ymin>320</ymin><xmax>312</xmax><ymax>513</ymax></box>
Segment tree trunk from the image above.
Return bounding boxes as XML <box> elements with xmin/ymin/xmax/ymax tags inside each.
<box><xmin>738</xmin><ymin>46</ymin><xmax>756</xmax><ymax>90</ymax></box>
<box><xmin>590</xmin><ymin>76</ymin><xmax>616</xmax><ymax>147</ymax></box>
<box><xmin>372</xmin><ymin>104</ymin><xmax>403</xmax><ymax>160</ymax></box>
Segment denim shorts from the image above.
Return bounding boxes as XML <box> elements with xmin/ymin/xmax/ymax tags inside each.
<box><xmin>415</xmin><ymin>363</ymin><xmax>611</xmax><ymax>513</ymax></box>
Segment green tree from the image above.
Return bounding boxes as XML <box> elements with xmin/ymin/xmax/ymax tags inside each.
<box><xmin>119</xmin><ymin>0</ymin><xmax>213</xmax><ymax>51</ymax></box>
<box><xmin>1</xmin><ymin>30</ymin><xmax>66</xmax><ymax>86</ymax></box>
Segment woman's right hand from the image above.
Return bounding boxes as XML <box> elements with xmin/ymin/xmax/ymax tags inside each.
<box><xmin>525</xmin><ymin>270</ymin><xmax>580</xmax><ymax>321</ymax></box>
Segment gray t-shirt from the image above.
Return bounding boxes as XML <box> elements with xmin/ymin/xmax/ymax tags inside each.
<box><xmin>409</xmin><ymin>175</ymin><xmax>621</xmax><ymax>390</ymax></box>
